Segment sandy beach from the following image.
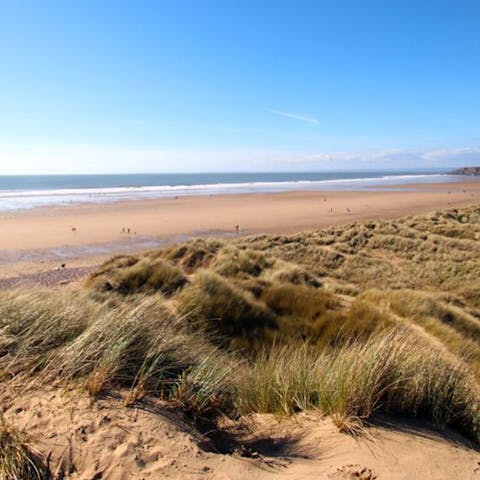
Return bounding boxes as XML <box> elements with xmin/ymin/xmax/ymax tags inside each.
<box><xmin>1</xmin><ymin>180</ymin><xmax>480</xmax><ymax>282</ymax></box>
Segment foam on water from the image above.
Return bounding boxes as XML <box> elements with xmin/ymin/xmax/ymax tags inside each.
<box><xmin>0</xmin><ymin>172</ymin><xmax>462</xmax><ymax>212</ymax></box>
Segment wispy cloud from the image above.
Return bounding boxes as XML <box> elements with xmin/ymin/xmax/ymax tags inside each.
<box><xmin>303</xmin><ymin>146</ymin><xmax>480</xmax><ymax>169</ymax></box>
<box><xmin>1</xmin><ymin>144</ymin><xmax>479</xmax><ymax>174</ymax></box>
<box><xmin>268</xmin><ymin>109</ymin><xmax>319</xmax><ymax>125</ymax></box>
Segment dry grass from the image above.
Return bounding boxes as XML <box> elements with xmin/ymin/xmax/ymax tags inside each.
<box><xmin>162</xmin><ymin>238</ymin><xmax>223</xmax><ymax>272</ymax></box>
<box><xmin>237</xmin><ymin>330</ymin><xmax>480</xmax><ymax>442</ymax></box>
<box><xmin>359</xmin><ymin>289</ymin><xmax>480</xmax><ymax>377</ymax></box>
<box><xmin>86</xmin><ymin>257</ymin><xmax>188</xmax><ymax>295</ymax></box>
<box><xmin>177</xmin><ymin>270</ymin><xmax>277</xmax><ymax>348</ymax></box>
<box><xmin>0</xmin><ymin>289</ymin><xmax>236</xmax><ymax>415</ymax></box>
<box><xmin>212</xmin><ymin>245</ymin><xmax>274</xmax><ymax>278</ymax></box>
<box><xmin>1</xmin><ymin>204</ymin><xmax>480</xmax><ymax>475</ymax></box>
<box><xmin>237</xmin><ymin>205</ymin><xmax>480</xmax><ymax>294</ymax></box>
<box><xmin>271</xmin><ymin>264</ymin><xmax>322</xmax><ymax>288</ymax></box>
<box><xmin>0</xmin><ymin>416</ymin><xmax>49</xmax><ymax>480</ymax></box>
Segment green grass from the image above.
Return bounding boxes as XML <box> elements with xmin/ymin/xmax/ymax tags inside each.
<box><xmin>237</xmin><ymin>330</ymin><xmax>480</xmax><ymax>441</ymax></box>
<box><xmin>0</xmin><ymin>289</ymin><xmax>235</xmax><ymax>412</ymax></box>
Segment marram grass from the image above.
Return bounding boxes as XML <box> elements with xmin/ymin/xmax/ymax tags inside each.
<box><xmin>1</xmin><ymin>204</ymin><xmax>480</xmax><ymax>475</ymax></box>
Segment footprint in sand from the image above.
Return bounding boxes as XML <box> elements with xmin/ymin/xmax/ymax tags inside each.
<box><xmin>328</xmin><ymin>464</ymin><xmax>378</xmax><ymax>480</ymax></box>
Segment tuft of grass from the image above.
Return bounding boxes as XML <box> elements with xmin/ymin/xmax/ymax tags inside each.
<box><xmin>177</xmin><ymin>270</ymin><xmax>277</xmax><ymax>347</ymax></box>
<box><xmin>259</xmin><ymin>285</ymin><xmax>393</xmax><ymax>347</ymax></box>
<box><xmin>0</xmin><ymin>290</ymin><xmax>236</xmax><ymax>418</ymax></box>
<box><xmin>86</xmin><ymin>257</ymin><xmax>188</xmax><ymax>295</ymax></box>
<box><xmin>271</xmin><ymin>265</ymin><xmax>322</xmax><ymax>288</ymax></box>
<box><xmin>162</xmin><ymin>238</ymin><xmax>223</xmax><ymax>273</ymax></box>
<box><xmin>237</xmin><ymin>331</ymin><xmax>480</xmax><ymax>442</ymax></box>
<box><xmin>212</xmin><ymin>246</ymin><xmax>274</xmax><ymax>278</ymax></box>
<box><xmin>0</xmin><ymin>416</ymin><xmax>49</xmax><ymax>480</ymax></box>
<box><xmin>0</xmin><ymin>289</ymin><xmax>103</xmax><ymax>379</ymax></box>
<box><xmin>169</xmin><ymin>352</ymin><xmax>236</xmax><ymax>418</ymax></box>
<box><xmin>261</xmin><ymin>283</ymin><xmax>333</xmax><ymax>317</ymax></box>
<box><xmin>359</xmin><ymin>289</ymin><xmax>480</xmax><ymax>377</ymax></box>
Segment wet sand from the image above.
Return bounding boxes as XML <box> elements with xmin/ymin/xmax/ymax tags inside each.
<box><xmin>0</xmin><ymin>180</ymin><xmax>479</xmax><ymax>282</ymax></box>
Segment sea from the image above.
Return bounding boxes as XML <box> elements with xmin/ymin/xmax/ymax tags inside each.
<box><xmin>0</xmin><ymin>170</ymin><xmax>466</xmax><ymax>212</ymax></box>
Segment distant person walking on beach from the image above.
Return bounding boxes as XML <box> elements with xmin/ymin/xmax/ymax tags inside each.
<box><xmin>235</xmin><ymin>224</ymin><xmax>239</xmax><ymax>234</ymax></box>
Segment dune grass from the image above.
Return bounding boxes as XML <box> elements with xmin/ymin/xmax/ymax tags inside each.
<box><xmin>0</xmin><ymin>416</ymin><xmax>48</xmax><ymax>480</ymax></box>
<box><xmin>86</xmin><ymin>257</ymin><xmax>188</xmax><ymax>295</ymax></box>
<box><xmin>177</xmin><ymin>270</ymin><xmax>277</xmax><ymax>348</ymax></box>
<box><xmin>359</xmin><ymin>289</ymin><xmax>480</xmax><ymax>377</ymax></box>
<box><xmin>237</xmin><ymin>205</ymin><xmax>480</xmax><ymax>293</ymax></box>
<box><xmin>1</xmin><ymin>203</ymin><xmax>480</xmax><ymax>475</ymax></box>
<box><xmin>237</xmin><ymin>330</ymin><xmax>480</xmax><ymax>441</ymax></box>
<box><xmin>0</xmin><ymin>289</ymin><xmax>236</xmax><ymax>415</ymax></box>
<box><xmin>1</xmin><ymin>285</ymin><xmax>479</xmax><ymax>444</ymax></box>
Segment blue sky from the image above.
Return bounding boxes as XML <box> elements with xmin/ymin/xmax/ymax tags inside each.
<box><xmin>0</xmin><ymin>0</ymin><xmax>479</xmax><ymax>173</ymax></box>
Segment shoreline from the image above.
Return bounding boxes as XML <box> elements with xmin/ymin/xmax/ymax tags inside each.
<box><xmin>1</xmin><ymin>180</ymin><xmax>479</xmax><ymax>281</ymax></box>
<box><xmin>1</xmin><ymin>171</ymin><xmax>472</xmax><ymax>210</ymax></box>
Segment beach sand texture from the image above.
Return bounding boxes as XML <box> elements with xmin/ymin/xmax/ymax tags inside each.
<box><xmin>1</xmin><ymin>181</ymin><xmax>479</xmax><ymax>258</ymax></box>
<box><xmin>2</xmin><ymin>388</ymin><xmax>479</xmax><ymax>480</ymax></box>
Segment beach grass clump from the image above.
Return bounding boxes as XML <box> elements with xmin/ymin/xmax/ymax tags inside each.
<box><xmin>0</xmin><ymin>416</ymin><xmax>49</xmax><ymax>480</ymax></box>
<box><xmin>271</xmin><ymin>264</ymin><xmax>322</xmax><ymax>288</ymax></box>
<box><xmin>237</xmin><ymin>330</ymin><xmax>480</xmax><ymax>442</ymax></box>
<box><xmin>0</xmin><ymin>289</ymin><xmax>236</xmax><ymax>417</ymax></box>
<box><xmin>261</xmin><ymin>282</ymin><xmax>333</xmax><ymax>317</ymax></box>
<box><xmin>177</xmin><ymin>270</ymin><xmax>277</xmax><ymax>346</ymax></box>
<box><xmin>162</xmin><ymin>238</ymin><xmax>224</xmax><ymax>273</ymax></box>
<box><xmin>86</xmin><ymin>257</ymin><xmax>188</xmax><ymax>295</ymax></box>
<box><xmin>92</xmin><ymin>254</ymin><xmax>140</xmax><ymax>273</ymax></box>
<box><xmin>259</xmin><ymin>283</ymin><xmax>343</xmax><ymax>345</ymax></box>
<box><xmin>212</xmin><ymin>246</ymin><xmax>274</xmax><ymax>278</ymax></box>
<box><xmin>359</xmin><ymin>289</ymin><xmax>480</xmax><ymax>377</ymax></box>
<box><xmin>260</xmin><ymin>284</ymin><xmax>393</xmax><ymax>347</ymax></box>
<box><xmin>0</xmin><ymin>289</ymin><xmax>102</xmax><ymax>378</ymax></box>
<box><xmin>338</xmin><ymin>299</ymin><xmax>396</xmax><ymax>341</ymax></box>
<box><xmin>169</xmin><ymin>351</ymin><xmax>237</xmax><ymax>417</ymax></box>
<box><xmin>44</xmin><ymin>296</ymin><xmax>235</xmax><ymax>406</ymax></box>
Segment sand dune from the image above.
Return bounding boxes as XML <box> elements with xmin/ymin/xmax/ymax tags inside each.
<box><xmin>1</xmin><ymin>187</ymin><xmax>480</xmax><ymax>479</ymax></box>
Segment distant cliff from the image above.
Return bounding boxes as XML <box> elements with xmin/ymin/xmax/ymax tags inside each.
<box><xmin>449</xmin><ymin>166</ymin><xmax>480</xmax><ymax>176</ymax></box>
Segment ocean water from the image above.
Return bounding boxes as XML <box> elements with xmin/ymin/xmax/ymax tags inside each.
<box><xmin>0</xmin><ymin>170</ymin><xmax>464</xmax><ymax>212</ymax></box>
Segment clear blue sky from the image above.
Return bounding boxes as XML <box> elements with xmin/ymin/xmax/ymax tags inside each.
<box><xmin>0</xmin><ymin>0</ymin><xmax>479</xmax><ymax>173</ymax></box>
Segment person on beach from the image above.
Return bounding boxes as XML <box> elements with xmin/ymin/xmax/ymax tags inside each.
<box><xmin>235</xmin><ymin>224</ymin><xmax>239</xmax><ymax>234</ymax></box>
